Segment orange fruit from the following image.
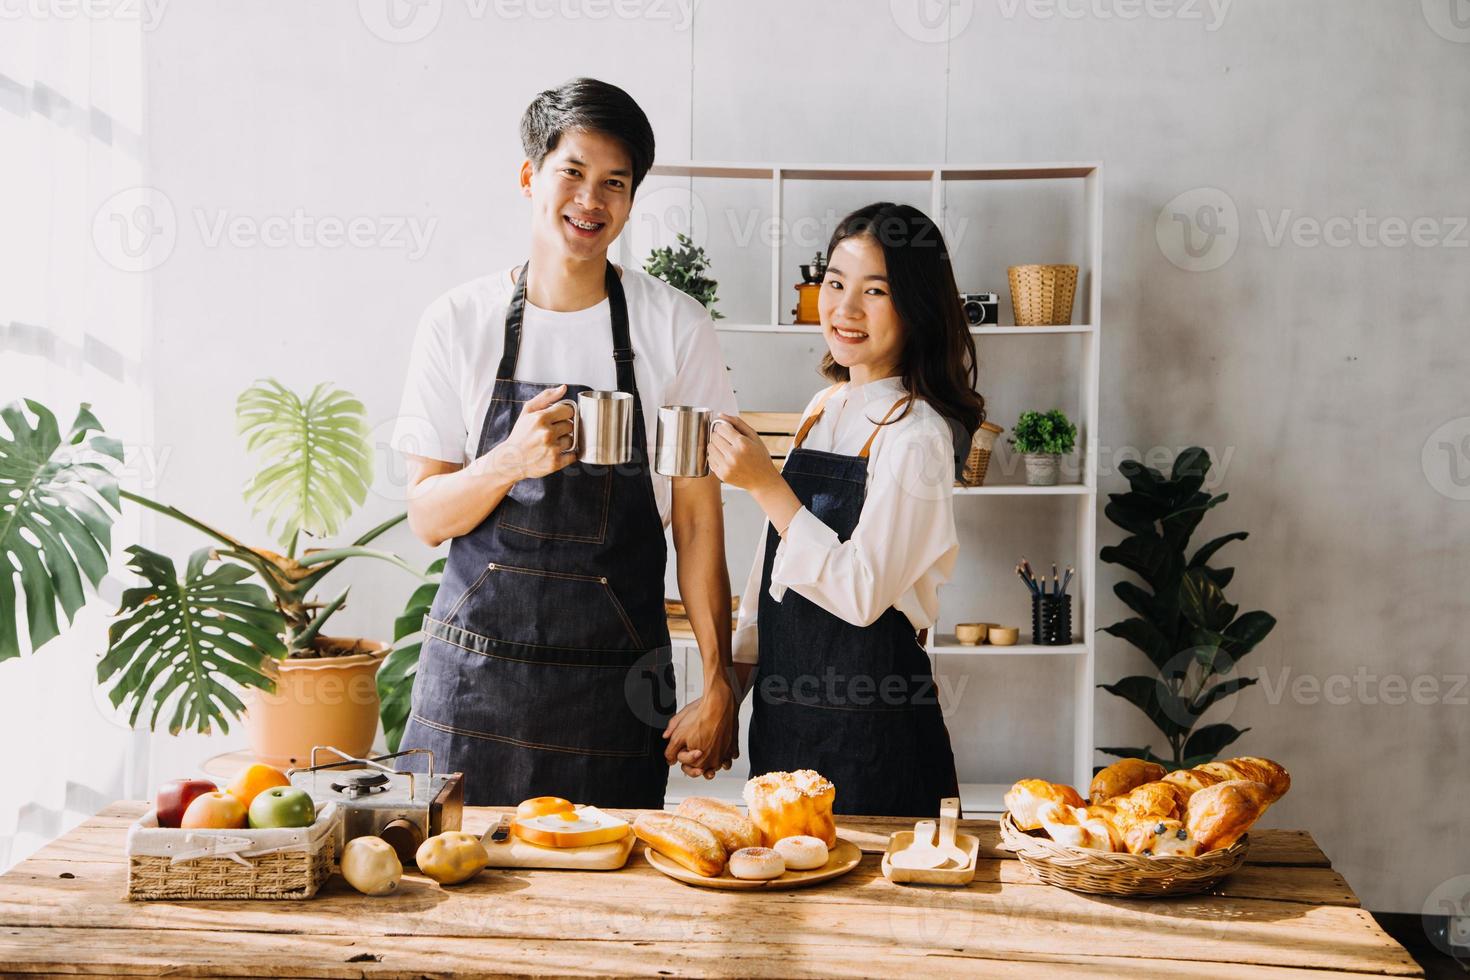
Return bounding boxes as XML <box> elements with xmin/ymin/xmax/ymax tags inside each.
<box><xmin>226</xmin><ymin>762</ymin><xmax>291</xmax><ymax>809</ymax></box>
<box><xmin>180</xmin><ymin>791</ymin><xmax>248</xmax><ymax>829</ymax></box>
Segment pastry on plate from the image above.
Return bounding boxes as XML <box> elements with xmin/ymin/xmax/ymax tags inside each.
<box><xmin>633</xmin><ymin>812</ymin><xmax>726</xmax><ymax>877</ymax></box>
<box><xmin>675</xmin><ymin>797</ymin><xmax>761</xmax><ymax>854</ymax></box>
<box><xmin>743</xmin><ymin>770</ymin><xmax>837</xmax><ymax>847</ymax></box>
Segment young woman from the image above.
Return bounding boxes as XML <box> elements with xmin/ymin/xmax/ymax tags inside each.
<box><xmin>667</xmin><ymin>202</ymin><xmax>987</xmax><ymax>817</ymax></box>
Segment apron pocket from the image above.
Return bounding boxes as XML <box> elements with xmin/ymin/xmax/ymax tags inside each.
<box><xmin>499</xmin><ymin>464</ymin><xmax>613</xmax><ymax>544</ymax></box>
<box><xmin>455</xmin><ymin>561</ymin><xmax>645</xmax><ymax>651</ymax></box>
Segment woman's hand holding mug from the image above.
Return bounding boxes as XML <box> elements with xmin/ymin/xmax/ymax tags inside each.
<box><xmin>708</xmin><ymin>414</ymin><xmax>780</xmax><ymax>492</ymax></box>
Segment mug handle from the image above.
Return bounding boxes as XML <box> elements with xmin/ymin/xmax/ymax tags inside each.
<box><xmin>554</xmin><ymin>398</ymin><xmax>579</xmax><ymax>455</ymax></box>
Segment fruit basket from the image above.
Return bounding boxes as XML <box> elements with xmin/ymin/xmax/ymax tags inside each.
<box><xmin>125</xmin><ymin>802</ymin><xmax>340</xmax><ymax>901</ymax></box>
<box><xmin>998</xmin><ymin>811</ymin><xmax>1248</xmax><ymax>898</ymax></box>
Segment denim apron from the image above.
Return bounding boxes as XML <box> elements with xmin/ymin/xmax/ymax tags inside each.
<box><xmin>747</xmin><ymin>385</ymin><xmax>959</xmax><ymax>817</ymax></box>
<box><xmin>401</xmin><ymin>261</ymin><xmax>673</xmax><ymax>807</ymax></box>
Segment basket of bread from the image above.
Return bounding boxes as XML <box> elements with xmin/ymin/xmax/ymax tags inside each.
<box><xmin>999</xmin><ymin>756</ymin><xmax>1290</xmax><ymax>897</ymax></box>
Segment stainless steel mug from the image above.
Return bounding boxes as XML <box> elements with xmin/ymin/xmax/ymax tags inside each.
<box><xmin>559</xmin><ymin>390</ymin><xmax>634</xmax><ymax>466</ymax></box>
<box><xmin>655</xmin><ymin>405</ymin><xmax>729</xmax><ymax>477</ymax></box>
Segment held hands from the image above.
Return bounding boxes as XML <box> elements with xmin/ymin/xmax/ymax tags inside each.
<box><xmin>662</xmin><ymin>685</ymin><xmax>739</xmax><ymax>779</ymax></box>
<box><xmin>494</xmin><ymin>384</ymin><xmax>577</xmax><ymax>482</ymax></box>
<box><xmin>708</xmin><ymin>414</ymin><xmax>780</xmax><ymax>492</ymax></box>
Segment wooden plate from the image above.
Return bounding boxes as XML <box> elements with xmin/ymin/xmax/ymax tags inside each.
<box><xmin>642</xmin><ymin>839</ymin><xmax>862</xmax><ymax>890</ymax></box>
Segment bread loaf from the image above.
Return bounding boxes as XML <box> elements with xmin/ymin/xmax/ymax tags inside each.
<box><xmin>1196</xmin><ymin>757</ymin><xmax>1291</xmax><ymax>802</ymax></box>
<box><xmin>1107</xmin><ymin>810</ymin><xmax>1202</xmax><ymax>857</ymax></box>
<box><xmin>1088</xmin><ymin>759</ymin><xmax>1166</xmax><ymax>803</ymax></box>
<box><xmin>1004</xmin><ymin>779</ymin><xmax>1086</xmax><ymax>832</ymax></box>
<box><xmin>1110</xmin><ymin>780</ymin><xmax>1188</xmax><ymax>822</ymax></box>
<box><xmin>1185</xmin><ymin>778</ymin><xmax>1273</xmax><ymax>850</ymax></box>
<box><xmin>743</xmin><ymin>770</ymin><xmax>837</xmax><ymax>847</ymax></box>
<box><xmin>675</xmin><ymin>797</ymin><xmax>760</xmax><ymax>854</ymax></box>
<box><xmin>1036</xmin><ymin>801</ymin><xmax>1120</xmax><ymax>852</ymax></box>
<box><xmin>1159</xmin><ymin>767</ymin><xmax>1224</xmax><ymax>804</ymax></box>
<box><xmin>633</xmin><ymin>812</ymin><xmax>726</xmax><ymax>877</ymax></box>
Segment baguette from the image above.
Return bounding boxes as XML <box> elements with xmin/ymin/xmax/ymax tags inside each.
<box><xmin>633</xmin><ymin>812</ymin><xmax>726</xmax><ymax>877</ymax></box>
<box><xmin>675</xmin><ymin>797</ymin><xmax>760</xmax><ymax>854</ymax></box>
<box><xmin>1088</xmin><ymin>758</ymin><xmax>1166</xmax><ymax>803</ymax></box>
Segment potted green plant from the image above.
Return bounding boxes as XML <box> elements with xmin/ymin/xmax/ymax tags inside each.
<box><xmin>1097</xmin><ymin>448</ymin><xmax>1277</xmax><ymax>769</ymax></box>
<box><xmin>644</xmin><ymin>233</ymin><xmax>723</xmax><ymax>319</ymax></box>
<box><xmin>1008</xmin><ymin>409</ymin><xmax>1077</xmax><ymax>486</ymax></box>
<box><xmin>0</xmin><ymin>384</ymin><xmax>429</xmax><ymax>767</ymax></box>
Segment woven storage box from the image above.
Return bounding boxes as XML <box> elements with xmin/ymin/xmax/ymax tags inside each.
<box><xmin>961</xmin><ymin>422</ymin><xmax>1004</xmax><ymax>486</ymax></box>
<box><xmin>1008</xmin><ymin>264</ymin><xmax>1078</xmax><ymax>326</ymax></box>
<box><xmin>999</xmin><ymin>811</ymin><xmax>1247</xmax><ymax>898</ymax></box>
<box><xmin>126</xmin><ymin>802</ymin><xmax>339</xmax><ymax>901</ymax></box>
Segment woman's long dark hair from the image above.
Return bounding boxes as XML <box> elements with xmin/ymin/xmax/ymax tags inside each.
<box><xmin>820</xmin><ymin>202</ymin><xmax>986</xmax><ymax>472</ymax></box>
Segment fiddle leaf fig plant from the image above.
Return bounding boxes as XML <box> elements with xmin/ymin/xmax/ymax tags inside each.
<box><xmin>0</xmin><ymin>386</ymin><xmax>429</xmax><ymax>735</ymax></box>
<box><xmin>1097</xmin><ymin>447</ymin><xmax>1276</xmax><ymax>769</ymax></box>
<box><xmin>644</xmin><ymin>233</ymin><xmax>724</xmax><ymax>319</ymax></box>
<box><xmin>0</xmin><ymin>400</ymin><xmax>123</xmax><ymax>662</ymax></box>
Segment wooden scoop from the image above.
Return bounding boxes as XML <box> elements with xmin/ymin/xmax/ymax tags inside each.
<box><xmin>890</xmin><ymin>819</ymin><xmax>951</xmax><ymax>870</ymax></box>
<box><xmin>934</xmin><ymin>798</ymin><xmax>969</xmax><ymax>866</ymax></box>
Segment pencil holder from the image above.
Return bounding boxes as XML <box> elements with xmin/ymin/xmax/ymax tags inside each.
<box><xmin>1031</xmin><ymin>594</ymin><xmax>1072</xmax><ymax>646</ymax></box>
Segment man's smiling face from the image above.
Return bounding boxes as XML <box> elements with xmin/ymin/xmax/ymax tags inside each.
<box><xmin>522</xmin><ymin>128</ymin><xmax>635</xmax><ymax>263</ymax></box>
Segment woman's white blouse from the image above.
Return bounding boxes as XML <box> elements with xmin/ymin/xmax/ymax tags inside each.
<box><xmin>731</xmin><ymin>377</ymin><xmax>959</xmax><ymax>665</ymax></box>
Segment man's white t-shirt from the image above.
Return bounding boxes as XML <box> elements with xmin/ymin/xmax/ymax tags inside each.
<box><xmin>390</xmin><ymin>265</ymin><xmax>738</xmax><ymax>527</ymax></box>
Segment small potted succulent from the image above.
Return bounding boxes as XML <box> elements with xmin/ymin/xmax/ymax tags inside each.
<box><xmin>1009</xmin><ymin>409</ymin><xmax>1077</xmax><ymax>486</ymax></box>
<box><xmin>644</xmin><ymin>233</ymin><xmax>723</xmax><ymax>319</ymax></box>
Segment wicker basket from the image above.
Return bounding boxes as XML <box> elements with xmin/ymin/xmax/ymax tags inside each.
<box><xmin>1008</xmin><ymin>265</ymin><xmax>1078</xmax><ymax>326</ymax></box>
<box><xmin>998</xmin><ymin>811</ymin><xmax>1248</xmax><ymax>897</ymax></box>
<box><xmin>126</xmin><ymin>802</ymin><xmax>339</xmax><ymax>901</ymax></box>
<box><xmin>960</xmin><ymin>422</ymin><xmax>1004</xmax><ymax>486</ymax></box>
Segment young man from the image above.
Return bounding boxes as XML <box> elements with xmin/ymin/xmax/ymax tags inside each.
<box><xmin>391</xmin><ymin>78</ymin><xmax>737</xmax><ymax>807</ymax></box>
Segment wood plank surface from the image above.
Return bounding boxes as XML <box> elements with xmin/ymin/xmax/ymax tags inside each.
<box><xmin>0</xmin><ymin>803</ymin><xmax>1419</xmax><ymax>979</ymax></box>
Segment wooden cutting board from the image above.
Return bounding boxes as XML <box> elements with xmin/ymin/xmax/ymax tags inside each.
<box><xmin>480</xmin><ymin>830</ymin><xmax>635</xmax><ymax>871</ymax></box>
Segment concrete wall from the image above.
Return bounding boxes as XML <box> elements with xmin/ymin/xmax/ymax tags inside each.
<box><xmin>122</xmin><ymin>0</ymin><xmax>1469</xmax><ymax>912</ymax></box>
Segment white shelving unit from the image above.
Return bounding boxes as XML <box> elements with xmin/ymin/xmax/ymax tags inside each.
<box><xmin>638</xmin><ymin>161</ymin><xmax>1103</xmax><ymax>816</ymax></box>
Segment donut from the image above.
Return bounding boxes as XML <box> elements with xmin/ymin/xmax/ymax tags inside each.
<box><xmin>728</xmin><ymin>846</ymin><xmax>785</xmax><ymax>880</ymax></box>
<box><xmin>773</xmin><ymin>835</ymin><xmax>829</xmax><ymax>871</ymax></box>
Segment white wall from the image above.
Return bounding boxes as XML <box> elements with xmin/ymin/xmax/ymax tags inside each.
<box><xmin>116</xmin><ymin>0</ymin><xmax>1470</xmax><ymax>913</ymax></box>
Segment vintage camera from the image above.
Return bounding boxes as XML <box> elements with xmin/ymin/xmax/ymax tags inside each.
<box><xmin>960</xmin><ymin>292</ymin><xmax>999</xmax><ymax>326</ymax></box>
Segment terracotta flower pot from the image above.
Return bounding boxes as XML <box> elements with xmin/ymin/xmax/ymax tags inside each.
<box><xmin>244</xmin><ymin>637</ymin><xmax>389</xmax><ymax>769</ymax></box>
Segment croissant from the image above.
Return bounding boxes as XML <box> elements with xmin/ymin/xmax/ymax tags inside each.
<box><xmin>1160</xmin><ymin>767</ymin><xmax>1224</xmax><ymax>804</ymax></box>
<box><xmin>1185</xmin><ymin>779</ymin><xmax>1274</xmax><ymax>850</ymax></box>
<box><xmin>1089</xmin><ymin>759</ymin><xmax>1166</xmax><ymax>803</ymax></box>
<box><xmin>1037</xmin><ymin>801</ymin><xmax>1120</xmax><ymax>852</ymax></box>
<box><xmin>1004</xmin><ymin>779</ymin><xmax>1086</xmax><ymax>831</ymax></box>
<box><xmin>1110</xmin><ymin>780</ymin><xmax>1188</xmax><ymax>821</ymax></box>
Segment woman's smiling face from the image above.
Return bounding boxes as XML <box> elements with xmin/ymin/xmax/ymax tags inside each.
<box><xmin>818</xmin><ymin>234</ymin><xmax>906</xmax><ymax>381</ymax></box>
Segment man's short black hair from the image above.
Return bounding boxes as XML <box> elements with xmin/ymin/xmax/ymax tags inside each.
<box><xmin>520</xmin><ymin>78</ymin><xmax>655</xmax><ymax>191</ymax></box>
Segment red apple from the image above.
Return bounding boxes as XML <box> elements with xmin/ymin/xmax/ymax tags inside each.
<box><xmin>155</xmin><ymin>778</ymin><xmax>218</xmax><ymax>828</ymax></box>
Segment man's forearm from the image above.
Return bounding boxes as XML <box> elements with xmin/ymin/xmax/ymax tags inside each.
<box><xmin>671</xmin><ymin>478</ymin><xmax>734</xmax><ymax>694</ymax></box>
<box><xmin>407</xmin><ymin>444</ymin><xmax>519</xmax><ymax>547</ymax></box>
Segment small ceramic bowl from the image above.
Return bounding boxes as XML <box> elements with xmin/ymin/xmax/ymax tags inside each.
<box><xmin>988</xmin><ymin>626</ymin><xmax>1020</xmax><ymax>646</ymax></box>
<box><xmin>954</xmin><ymin>623</ymin><xmax>989</xmax><ymax>645</ymax></box>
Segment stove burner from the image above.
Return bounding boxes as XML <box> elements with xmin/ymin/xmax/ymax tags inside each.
<box><xmin>329</xmin><ymin>772</ymin><xmax>391</xmax><ymax>798</ymax></box>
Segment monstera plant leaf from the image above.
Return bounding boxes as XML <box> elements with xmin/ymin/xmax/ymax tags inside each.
<box><xmin>237</xmin><ymin>380</ymin><xmax>372</xmax><ymax>549</ymax></box>
<box><xmin>98</xmin><ymin>544</ymin><xmax>286</xmax><ymax>734</ymax></box>
<box><xmin>0</xmin><ymin>400</ymin><xmax>123</xmax><ymax>661</ymax></box>
<box><xmin>378</xmin><ymin>557</ymin><xmax>444</xmax><ymax>753</ymax></box>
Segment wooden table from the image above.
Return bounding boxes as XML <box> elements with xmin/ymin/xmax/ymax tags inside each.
<box><xmin>0</xmin><ymin>803</ymin><xmax>1420</xmax><ymax>978</ymax></box>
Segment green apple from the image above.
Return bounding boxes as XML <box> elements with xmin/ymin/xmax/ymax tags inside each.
<box><xmin>247</xmin><ymin>786</ymin><xmax>316</xmax><ymax>829</ymax></box>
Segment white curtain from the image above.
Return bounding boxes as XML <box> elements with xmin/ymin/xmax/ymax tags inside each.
<box><xmin>0</xmin><ymin>11</ymin><xmax>153</xmax><ymax>870</ymax></box>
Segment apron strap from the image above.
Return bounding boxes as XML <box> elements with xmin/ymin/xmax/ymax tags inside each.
<box><xmin>791</xmin><ymin>384</ymin><xmax>845</xmax><ymax>450</ymax></box>
<box><xmin>496</xmin><ymin>261</ymin><xmax>637</xmax><ymax>397</ymax></box>
<box><xmin>858</xmin><ymin>395</ymin><xmax>914</xmax><ymax>459</ymax></box>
